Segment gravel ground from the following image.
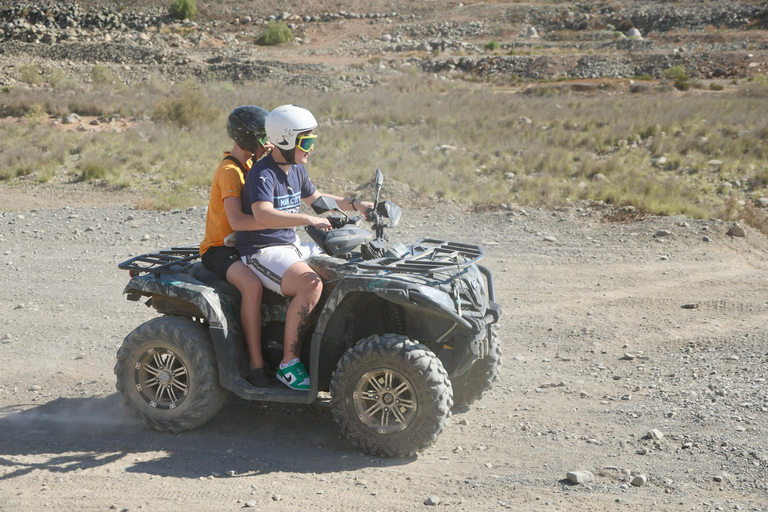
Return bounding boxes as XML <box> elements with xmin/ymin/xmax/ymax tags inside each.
<box><xmin>1</xmin><ymin>190</ymin><xmax>767</xmax><ymax>511</ymax></box>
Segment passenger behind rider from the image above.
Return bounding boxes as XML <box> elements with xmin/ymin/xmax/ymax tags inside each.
<box><xmin>238</xmin><ymin>104</ymin><xmax>374</xmax><ymax>391</ymax></box>
<box><xmin>200</xmin><ymin>105</ymin><xmax>272</xmax><ymax>388</ymax></box>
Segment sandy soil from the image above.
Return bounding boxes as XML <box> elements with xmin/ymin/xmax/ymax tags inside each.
<box><xmin>1</xmin><ymin>186</ymin><xmax>767</xmax><ymax>511</ymax></box>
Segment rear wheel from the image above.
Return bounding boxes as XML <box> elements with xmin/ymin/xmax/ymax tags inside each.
<box><xmin>450</xmin><ymin>331</ymin><xmax>501</xmax><ymax>407</ymax></box>
<box><xmin>330</xmin><ymin>334</ymin><xmax>453</xmax><ymax>457</ymax></box>
<box><xmin>115</xmin><ymin>316</ymin><xmax>228</xmax><ymax>432</ymax></box>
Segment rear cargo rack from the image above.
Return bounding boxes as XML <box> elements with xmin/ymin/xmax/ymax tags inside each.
<box><xmin>357</xmin><ymin>239</ymin><xmax>484</xmax><ymax>274</ymax></box>
<box><xmin>118</xmin><ymin>246</ymin><xmax>200</xmax><ymax>277</ymax></box>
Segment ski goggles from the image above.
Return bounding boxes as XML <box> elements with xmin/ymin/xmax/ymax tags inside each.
<box><xmin>256</xmin><ymin>132</ymin><xmax>268</xmax><ymax>147</ymax></box>
<box><xmin>296</xmin><ymin>134</ymin><xmax>317</xmax><ymax>153</ymax></box>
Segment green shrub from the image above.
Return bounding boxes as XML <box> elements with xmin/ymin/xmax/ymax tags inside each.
<box><xmin>751</xmin><ymin>74</ymin><xmax>768</xmax><ymax>87</ymax></box>
<box><xmin>91</xmin><ymin>64</ymin><xmax>117</xmax><ymax>88</ymax></box>
<box><xmin>18</xmin><ymin>64</ymin><xmax>42</xmax><ymax>85</ymax></box>
<box><xmin>484</xmin><ymin>41</ymin><xmax>500</xmax><ymax>51</ymax></box>
<box><xmin>25</xmin><ymin>103</ymin><xmax>47</xmax><ymax>127</ymax></box>
<box><xmin>255</xmin><ymin>20</ymin><xmax>294</xmax><ymax>45</ymax></box>
<box><xmin>709</xmin><ymin>82</ymin><xmax>724</xmax><ymax>91</ymax></box>
<box><xmin>46</xmin><ymin>68</ymin><xmax>76</xmax><ymax>89</ymax></box>
<box><xmin>78</xmin><ymin>155</ymin><xmax>114</xmax><ymax>181</ymax></box>
<box><xmin>169</xmin><ymin>0</ymin><xmax>197</xmax><ymax>20</ymax></box>
<box><xmin>662</xmin><ymin>65</ymin><xmax>690</xmax><ymax>91</ymax></box>
<box><xmin>663</xmin><ymin>65</ymin><xmax>688</xmax><ymax>82</ymax></box>
<box><xmin>152</xmin><ymin>88</ymin><xmax>220</xmax><ymax>127</ymax></box>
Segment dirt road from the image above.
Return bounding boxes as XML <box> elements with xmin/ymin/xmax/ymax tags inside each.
<box><xmin>1</xmin><ymin>191</ymin><xmax>767</xmax><ymax>511</ymax></box>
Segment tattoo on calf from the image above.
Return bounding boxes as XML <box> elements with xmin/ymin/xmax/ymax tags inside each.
<box><xmin>288</xmin><ymin>303</ymin><xmax>318</xmax><ymax>359</ymax></box>
<box><xmin>296</xmin><ymin>303</ymin><xmax>312</xmax><ymax>344</ymax></box>
<box><xmin>288</xmin><ymin>340</ymin><xmax>301</xmax><ymax>359</ymax></box>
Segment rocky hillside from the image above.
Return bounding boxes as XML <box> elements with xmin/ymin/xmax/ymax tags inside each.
<box><xmin>0</xmin><ymin>1</ymin><xmax>766</xmax><ymax>89</ymax></box>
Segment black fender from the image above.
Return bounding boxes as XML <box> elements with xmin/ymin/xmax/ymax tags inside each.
<box><xmin>308</xmin><ymin>274</ymin><xmax>478</xmax><ymax>388</ymax></box>
<box><xmin>123</xmin><ymin>273</ymin><xmax>237</xmax><ymax>329</ymax></box>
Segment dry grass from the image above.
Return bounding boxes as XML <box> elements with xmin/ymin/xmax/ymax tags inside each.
<box><xmin>2</xmin><ymin>74</ymin><xmax>768</xmax><ymax>232</ymax></box>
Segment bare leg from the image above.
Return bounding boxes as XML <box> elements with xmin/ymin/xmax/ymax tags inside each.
<box><xmin>226</xmin><ymin>261</ymin><xmax>264</xmax><ymax>369</ymax></box>
<box><xmin>279</xmin><ymin>261</ymin><xmax>323</xmax><ymax>364</ymax></box>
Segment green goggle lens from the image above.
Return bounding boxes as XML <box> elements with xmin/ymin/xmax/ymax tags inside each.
<box><xmin>256</xmin><ymin>132</ymin><xmax>268</xmax><ymax>146</ymax></box>
<box><xmin>296</xmin><ymin>134</ymin><xmax>317</xmax><ymax>153</ymax></box>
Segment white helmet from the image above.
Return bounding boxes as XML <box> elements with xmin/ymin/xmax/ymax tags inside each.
<box><xmin>265</xmin><ymin>104</ymin><xmax>318</xmax><ymax>151</ymax></box>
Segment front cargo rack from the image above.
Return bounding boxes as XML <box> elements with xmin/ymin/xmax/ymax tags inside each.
<box><xmin>118</xmin><ymin>246</ymin><xmax>200</xmax><ymax>277</ymax></box>
<box><xmin>357</xmin><ymin>239</ymin><xmax>484</xmax><ymax>273</ymax></box>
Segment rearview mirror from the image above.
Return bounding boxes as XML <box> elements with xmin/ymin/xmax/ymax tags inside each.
<box><xmin>374</xmin><ymin>169</ymin><xmax>384</xmax><ymax>189</ymax></box>
<box><xmin>379</xmin><ymin>201</ymin><xmax>401</xmax><ymax>227</ymax></box>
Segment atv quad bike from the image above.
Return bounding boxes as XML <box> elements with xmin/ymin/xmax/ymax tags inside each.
<box><xmin>116</xmin><ymin>170</ymin><xmax>502</xmax><ymax>457</ymax></box>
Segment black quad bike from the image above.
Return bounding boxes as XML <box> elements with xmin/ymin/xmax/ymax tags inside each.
<box><xmin>116</xmin><ymin>170</ymin><xmax>502</xmax><ymax>457</ymax></box>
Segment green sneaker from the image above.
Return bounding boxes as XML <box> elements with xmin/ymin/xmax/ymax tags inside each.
<box><xmin>276</xmin><ymin>359</ymin><xmax>310</xmax><ymax>391</ymax></box>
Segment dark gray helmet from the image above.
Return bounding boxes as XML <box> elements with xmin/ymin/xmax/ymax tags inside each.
<box><xmin>226</xmin><ymin>105</ymin><xmax>269</xmax><ymax>152</ymax></box>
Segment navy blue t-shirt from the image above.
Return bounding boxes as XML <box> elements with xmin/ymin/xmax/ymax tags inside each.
<box><xmin>237</xmin><ymin>154</ymin><xmax>317</xmax><ymax>253</ymax></box>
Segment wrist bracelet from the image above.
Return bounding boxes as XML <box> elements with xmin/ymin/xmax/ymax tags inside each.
<box><xmin>351</xmin><ymin>198</ymin><xmax>358</xmax><ymax>211</ymax></box>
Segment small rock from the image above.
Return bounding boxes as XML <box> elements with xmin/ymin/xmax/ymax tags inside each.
<box><xmin>425</xmin><ymin>495</ymin><xmax>440</xmax><ymax>506</ymax></box>
<box><xmin>518</xmin><ymin>116</ymin><xmax>532</xmax><ymax>125</ymax></box>
<box><xmin>245</xmin><ymin>500</ymin><xmax>257</xmax><ymax>508</ymax></box>
<box><xmin>654</xmin><ymin>230</ymin><xmax>673</xmax><ymax>237</ymax></box>
<box><xmin>567</xmin><ymin>471</ymin><xmax>594</xmax><ymax>484</ymax></box>
<box><xmin>271</xmin><ymin>494</ymin><xmax>281</xmax><ymax>501</ymax></box>
<box><xmin>631</xmin><ymin>474</ymin><xmax>647</xmax><ymax>487</ymax></box>
<box><xmin>727</xmin><ymin>223</ymin><xmax>746</xmax><ymax>237</ymax></box>
<box><xmin>647</xmin><ymin>429</ymin><xmax>664</xmax><ymax>440</ymax></box>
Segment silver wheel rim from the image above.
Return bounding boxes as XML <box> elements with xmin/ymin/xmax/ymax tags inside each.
<box><xmin>134</xmin><ymin>348</ymin><xmax>189</xmax><ymax>409</ymax></box>
<box><xmin>353</xmin><ymin>368</ymin><xmax>417</xmax><ymax>434</ymax></box>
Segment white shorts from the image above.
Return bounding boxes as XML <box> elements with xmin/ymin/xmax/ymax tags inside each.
<box><xmin>241</xmin><ymin>241</ymin><xmax>324</xmax><ymax>296</ymax></box>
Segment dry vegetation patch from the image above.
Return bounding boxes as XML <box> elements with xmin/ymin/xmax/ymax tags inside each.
<box><xmin>2</xmin><ymin>74</ymin><xmax>768</xmax><ymax>233</ymax></box>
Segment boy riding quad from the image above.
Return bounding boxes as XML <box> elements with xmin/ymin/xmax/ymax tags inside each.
<box><xmin>115</xmin><ymin>170</ymin><xmax>502</xmax><ymax>457</ymax></box>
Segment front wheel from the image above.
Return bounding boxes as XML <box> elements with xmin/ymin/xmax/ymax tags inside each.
<box><xmin>114</xmin><ymin>316</ymin><xmax>228</xmax><ymax>433</ymax></box>
<box><xmin>330</xmin><ymin>334</ymin><xmax>453</xmax><ymax>457</ymax></box>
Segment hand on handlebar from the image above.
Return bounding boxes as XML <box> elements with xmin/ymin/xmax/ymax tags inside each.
<box><xmin>307</xmin><ymin>216</ymin><xmax>332</xmax><ymax>231</ymax></box>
